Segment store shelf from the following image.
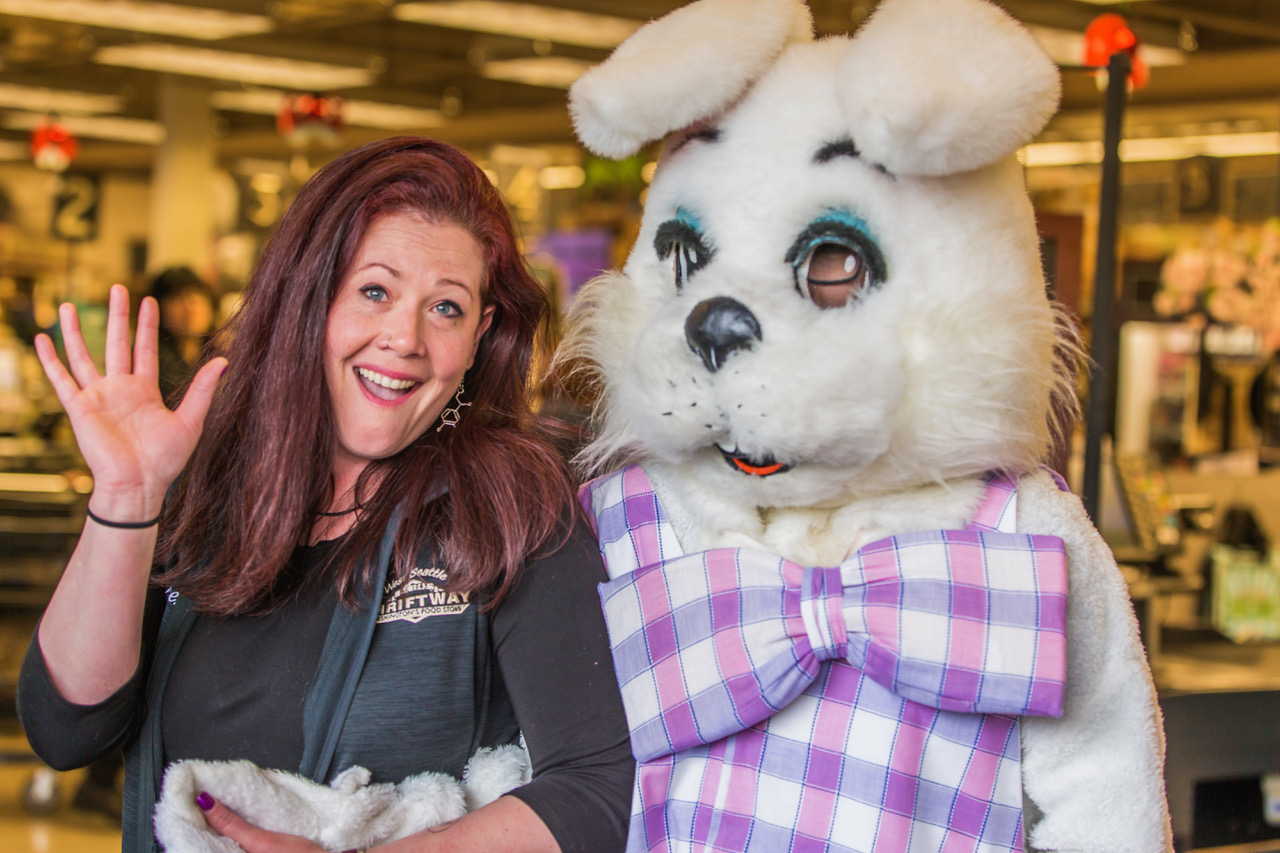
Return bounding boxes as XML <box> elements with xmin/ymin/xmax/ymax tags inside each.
<box><xmin>1153</xmin><ymin>628</ymin><xmax>1280</xmax><ymax>697</ymax></box>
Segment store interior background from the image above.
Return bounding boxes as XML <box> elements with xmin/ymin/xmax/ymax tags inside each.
<box><xmin>0</xmin><ymin>0</ymin><xmax>1279</xmax><ymax>850</ymax></box>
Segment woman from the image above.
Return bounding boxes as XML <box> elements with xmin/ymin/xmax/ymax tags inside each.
<box><xmin>18</xmin><ymin>137</ymin><xmax>633</xmax><ymax>853</ymax></box>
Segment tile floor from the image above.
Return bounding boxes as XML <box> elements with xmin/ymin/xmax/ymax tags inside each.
<box><xmin>0</xmin><ymin>732</ymin><xmax>121</xmax><ymax>853</ymax></box>
<box><xmin>0</xmin><ymin>603</ymin><xmax>121</xmax><ymax>853</ymax></box>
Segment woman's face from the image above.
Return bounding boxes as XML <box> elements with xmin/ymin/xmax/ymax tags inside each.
<box><xmin>161</xmin><ymin>287</ymin><xmax>216</xmax><ymax>337</ymax></box>
<box><xmin>324</xmin><ymin>211</ymin><xmax>493</xmax><ymax>480</ymax></box>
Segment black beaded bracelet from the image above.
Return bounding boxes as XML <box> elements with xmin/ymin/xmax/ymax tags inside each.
<box><xmin>86</xmin><ymin>505</ymin><xmax>161</xmax><ymax>529</ymax></box>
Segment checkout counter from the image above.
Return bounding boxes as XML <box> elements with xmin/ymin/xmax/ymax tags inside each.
<box><xmin>1109</xmin><ymin>319</ymin><xmax>1280</xmax><ymax>851</ymax></box>
<box><xmin>1103</xmin><ymin>459</ymin><xmax>1280</xmax><ymax>852</ymax></box>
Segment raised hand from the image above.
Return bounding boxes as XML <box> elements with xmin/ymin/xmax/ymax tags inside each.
<box><xmin>34</xmin><ymin>283</ymin><xmax>227</xmax><ymax>520</ymax></box>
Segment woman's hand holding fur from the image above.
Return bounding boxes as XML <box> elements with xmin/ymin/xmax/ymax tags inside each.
<box><xmin>34</xmin><ymin>283</ymin><xmax>227</xmax><ymax>522</ymax></box>
<box><xmin>197</xmin><ymin>792</ymin><xmax>330</xmax><ymax>853</ymax></box>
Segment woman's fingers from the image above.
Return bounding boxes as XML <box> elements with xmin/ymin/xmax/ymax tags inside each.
<box><xmin>198</xmin><ymin>791</ymin><xmax>320</xmax><ymax>853</ymax></box>
<box><xmin>33</xmin><ymin>333</ymin><xmax>82</xmax><ymax>409</ymax></box>
<box><xmin>58</xmin><ymin>301</ymin><xmax>101</xmax><ymax>389</ymax></box>
<box><xmin>174</xmin><ymin>357</ymin><xmax>227</xmax><ymax>437</ymax></box>
<box><xmin>103</xmin><ymin>284</ymin><xmax>132</xmax><ymax>376</ymax></box>
<box><xmin>134</xmin><ymin>295</ymin><xmax>160</xmax><ymax>380</ymax></box>
<box><xmin>198</xmin><ymin>793</ymin><xmax>268</xmax><ymax>851</ymax></box>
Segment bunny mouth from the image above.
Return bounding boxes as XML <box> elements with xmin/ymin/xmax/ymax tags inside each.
<box><xmin>717</xmin><ymin>444</ymin><xmax>794</xmax><ymax>477</ymax></box>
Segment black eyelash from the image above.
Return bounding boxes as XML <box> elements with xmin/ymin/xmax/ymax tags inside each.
<box><xmin>785</xmin><ymin>220</ymin><xmax>887</xmax><ymax>287</ymax></box>
<box><xmin>654</xmin><ymin>219</ymin><xmax>714</xmax><ymax>289</ymax></box>
<box><xmin>812</xmin><ymin>137</ymin><xmax>891</xmax><ymax>176</ymax></box>
<box><xmin>814</xmin><ymin>138</ymin><xmax>859</xmax><ymax>164</ymax></box>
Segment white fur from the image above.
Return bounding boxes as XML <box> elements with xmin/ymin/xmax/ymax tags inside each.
<box><xmin>567</xmin><ymin>41</ymin><xmax>1071</xmax><ymax>516</ymax></box>
<box><xmin>560</xmin><ymin>0</ymin><xmax>1171</xmax><ymax>849</ymax></box>
<box><xmin>836</xmin><ymin>0</ymin><xmax>1061</xmax><ymax>176</ymax></box>
<box><xmin>568</xmin><ymin>0</ymin><xmax>813</xmax><ymax>158</ymax></box>
<box><xmin>153</xmin><ymin>744</ymin><xmax>529</xmax><ymax>852</ymax></box>
<box><xmin>1015</xmin><ymin>472</ymin><xmax>1172</xmax><ymax>852</ymax></box>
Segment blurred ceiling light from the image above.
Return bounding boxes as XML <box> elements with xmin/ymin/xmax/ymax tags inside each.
<box><xmin>481</xmin><ymin>57</ymin><xmax>594</xmax><ymax>89</ymax></box>
<box><xmin>211</xmin><ymin>89</ymin><xmax>445</xmax><ymax>130</ymax></box>
<box><xmin>1021</xmin><ymin>131</ymin><xmax>1280</xmax><ymax>167</ymax></box>
<box><xmin>96</xmin><ymin>44</ymin><xmax>374</xmax><ymax>90</ymax></box>
<box><xmin>342</xmin><ymin>100</ymin><xmax>445</xmax><ymax>130</ymax></box>
<box><xmin>1026</xmin><ymin>24</ymin><xmax>1186</xmax><ymax>68</ymax></box>
<box><xmin>538</xmin><ymin>164</ymin><xmax>584</xmax><ymax>190</ymax></box>
<box><xmin>0</xmin><ymin>84</ymin><xmax>123</xmax><ymax>115</ymax></box>
<box><xmin>394</xmin><ymin>1</ymin><xmax>641</xmax><ymax>49</ymax></box>
<box><xmin>0</xmin><ymin>0</ymin><xmax>274</xmax><ymax>39</ymax></box>
<box><xmin>2</xmin><ymin>112</ymin><xmax>164</xmax><ymax>144</ymax></box>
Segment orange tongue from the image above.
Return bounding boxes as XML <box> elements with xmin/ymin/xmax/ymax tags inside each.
<box><xmin>731</xmin><ymin>458</ymin><xmax>786</xmax><ymax>477</ymax></box>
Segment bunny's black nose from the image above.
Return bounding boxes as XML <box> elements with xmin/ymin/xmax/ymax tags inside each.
<box><xmin>684</xmin><ymin>297</ymin><xmax>761</xmax><ymax>373</ymax></box>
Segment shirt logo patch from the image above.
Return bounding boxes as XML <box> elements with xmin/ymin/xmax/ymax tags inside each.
<box><xmin>378</xmin><ymin>565</ymin><xmax>470</xmax><ymax>624</ymax></box>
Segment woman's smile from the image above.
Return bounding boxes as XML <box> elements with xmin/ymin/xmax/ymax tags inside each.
<box><xmin>354</xmin><ymin>364</ymin><xmax>422</xmax><ymax>404</ymax></box>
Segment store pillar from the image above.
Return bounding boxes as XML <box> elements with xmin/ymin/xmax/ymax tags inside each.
<box><xmin>148</xmin><ymin>76</ymin><xmax>215</xmax><ymax>276</ymax></box>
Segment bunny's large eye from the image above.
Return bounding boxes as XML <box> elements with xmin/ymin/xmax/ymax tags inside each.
<box><xmin>795</xmin><ymin>241</ymin><xmax>869</xmax><ymax>309</ymax></box>
<box><xmin>655</xmin><ymin>213</ymin><xmax>713</xmax><ymax>291</ymax></box>
<box><xmin>786</xmin><ymin>214</ymin><xmax>886</xmax><ymax>310</ymax></box>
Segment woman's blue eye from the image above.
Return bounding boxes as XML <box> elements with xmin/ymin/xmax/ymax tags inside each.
<box><xmin>360</xmin><ymin>285</ymin><xmax>388</xmax><ymax>302</ymax></box>
<box><xmin>433</xmin><ymin>301</ymin><xmax>462</xmax><ymax>317</ymax></box>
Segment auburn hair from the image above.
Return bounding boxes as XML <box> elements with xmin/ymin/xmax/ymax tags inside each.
<box><xmin>155</xmin><ymin>136</ymin><xmax>575</xmax><ymax>615</ymax></box>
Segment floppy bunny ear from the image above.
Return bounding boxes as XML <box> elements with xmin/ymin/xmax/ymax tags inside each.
<box><xmin>836</xmin><ymin>0</ymin><xmax>1060</xmax><ymax>177</ymax></box>
<box><xmin>569</xmin><ymin>0</ymin><xmax>813</xmax><ymax>159</ymax></box>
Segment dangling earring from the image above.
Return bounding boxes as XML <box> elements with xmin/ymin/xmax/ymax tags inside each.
<box><xmin>436</xmin><ymin>378</ymin><xmax>470</xmax><ymax>432</ymax></box>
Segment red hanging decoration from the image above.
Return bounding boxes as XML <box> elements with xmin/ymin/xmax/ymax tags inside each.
<box><xmin>30</xmin><ymin>116</ymin><xmax>78</xmax><ymax>172</ymax></box>
<box><xmin>1084</xmin><ymin>13</ymin><xmax>1149</xmax><ymax>90</ymax></box>
<box><xmin>277</xmin><ymin>92</ymin><xmax>344</xmax><ymax>149</ymax></box>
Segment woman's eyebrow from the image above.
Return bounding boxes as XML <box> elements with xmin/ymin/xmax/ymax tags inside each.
<box><xmin>357</xmin><ymin>260</ymin><xmax>402</xmax><ymax>277</ymax></box>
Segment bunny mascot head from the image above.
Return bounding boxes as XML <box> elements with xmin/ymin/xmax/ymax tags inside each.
<box><xmin>565</xmin><ymin>0</ymin><xmax>1173</xmax><ymax>850</ymax></box>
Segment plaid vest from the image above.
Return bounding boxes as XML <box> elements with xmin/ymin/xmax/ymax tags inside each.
<box><xmin>581</xmin><ymin>465</ymin><xmax>1067</xmax><ymax>853</ymax></box>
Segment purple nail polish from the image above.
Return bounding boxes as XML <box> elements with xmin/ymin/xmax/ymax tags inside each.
<box><xmin>196</xmin><ymin>792</ymin><xmax>214</xmax><ymax>811</ymax></box>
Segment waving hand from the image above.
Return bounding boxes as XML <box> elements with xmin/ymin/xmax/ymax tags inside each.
<box><xmin>34</xmin><ymin>283</ymin><xmax>227</xmax><ymax>517</ymax></box>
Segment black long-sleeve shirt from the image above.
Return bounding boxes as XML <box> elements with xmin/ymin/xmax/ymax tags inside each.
<box><xmin>17</xmin><ymin>519</ymin><xmax>634</xmax><ymax>852</ymax></box>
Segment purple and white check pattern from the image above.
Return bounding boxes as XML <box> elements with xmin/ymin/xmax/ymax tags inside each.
<box><xmin>581</xmin><ymin>466</ymin><xmax>1068</xmax><ymax>853</ymax></box>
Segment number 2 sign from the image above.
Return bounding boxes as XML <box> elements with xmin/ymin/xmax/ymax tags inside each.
<box><xmin>52</xmin><ymin>173</ymin><xmax>100</xmax><ymax>242</ymax></box>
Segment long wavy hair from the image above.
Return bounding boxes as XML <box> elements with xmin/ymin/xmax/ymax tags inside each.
<box><xmin>156</xmin><ymin>137</ymin><xmax>574</xmax><ymax>615</ymax></box>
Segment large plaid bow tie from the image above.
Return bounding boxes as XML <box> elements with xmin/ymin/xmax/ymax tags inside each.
<box><xmin>600</xmin><ymin>529</ymin><xmax>1068</xmax><ymax>763</ymax></box>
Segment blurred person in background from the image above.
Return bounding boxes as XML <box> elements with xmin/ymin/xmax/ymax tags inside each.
<box><xmin>149</xmin><ymin>266</ymin><xmax>217</xmax><ymax>401</ymax></box>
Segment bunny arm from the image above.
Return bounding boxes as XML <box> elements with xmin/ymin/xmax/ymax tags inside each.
<box><xmin>1015</xmin><ymin>470</ymin><xmax>1174</xmax><ymax>853</ymax></box>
